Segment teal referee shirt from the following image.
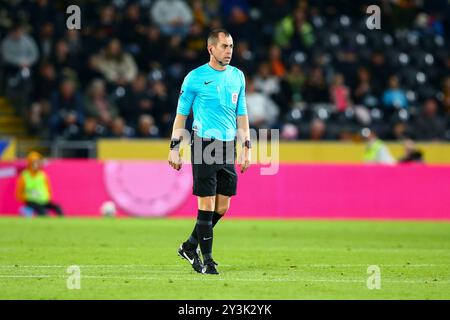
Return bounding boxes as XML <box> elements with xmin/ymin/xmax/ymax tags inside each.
<box><xmin>176</xmin><ymin>63</ymin><xmax>247</xmax><ymax>141</ymax></box>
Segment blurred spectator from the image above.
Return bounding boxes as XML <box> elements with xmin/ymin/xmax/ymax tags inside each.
<box><xmin>64</xmin><ymin>29</ymin><xmax>83</xmax><ymax>58</ymax></box>
<box><xmin>49</xmin><ymin>79</ymin><xmax>85</xmax><ymax>138</ymax></box>
<box><xmin>152</xmin><ymin>80</ymin><xmax>174</xmax><ymax>137</ymax></box>
<box><xmin>79</xmin><ymin>55</ymin><xmax>105</xmax><ymax>87</ymax></box>
<box><xmin>151</xmin><ymin>0</ymin><xmax>193</xmax><ymax>37</ymax></box>
<box><xmin>94</xmin><ymin>38</ymin><xmax>138</xmax><ymax>86</ymax></box>
<box><xmin>253</xmin><ymin>62</ymin><xmax>280</xmax><ymax>97</ymax></box>
<box><xmin>339</xmin><ymin>128</ymin><xmax>355</xmax><ymax>142</ymax></box>
<box><xmin>415</xmin><ymin>12</ymin><xmax>444</xmax><ymax>37</ymax></box>
<box><xmin>398</xmin><ymin>139</ymin><xmax>424</xmax><ymax>163</ymax></box>
<box><xmin>382</xmin><ymin>75</ymin><xmax>408</xmax><ymax>109</ymax></box>
<box><xmin>268</xmin><ymin>45</ymin><xmax>286</xmax><ymax>77</ymax></box>
<box><xmin>1</xmin><ymin>23</ymin><xmax>39</xmax><ymax>112</ymax></box>
<box><xmin>33</xmin><ymin>62</ymin><xmax>58</xmax><ymax>103</ymax></box>
<box><xmin>281</xmin><ymin>123</ymin><xmax>299</xmax><ymax>140</ymax></box>
<box><xmin>302</xmin><ymin>67</ymin><xmax>328</xmax><ymax>104</ymax></box>
<box><xmin>110</xmin><ymin>117</ymin><xmax>135</xmax><ymax>139</ymax></box>
<box><xmin>261</xmin><ymin>0</ymin><xmax>293</xmax><ymax>25</ymax></box>
<box><xmin>162</xmin><ymin>35</ymin><xmax>186</xmax><ymax>78</ymax></box>
<box><xmin>28</xmin><ymin>102</ymin><xmax>46</xmax><ymax>137</ymax></box>
<box><xmin>118</xmin><ymin>74</ymin><xmax>155</xmax><ymax>127</ymax></box>
<box><xmin>119</xmin><ymin>3</ymin><xmax>148</xmax><ymax>47</ymax></box>
<box><xmin>95</xmin><ymin>5</ymin><xmax>118</xmax><ymax>39</ymax></box>
<box><xmin>138</xmin><ymin>26</ymin><xmax>167</xmax><ymax>72</ymax></box>
<box><xmin>306</xmin><ymin>119</ymin><xmax>330</xmax><ymax>141</ymax></box>
<box><xmin>15</xmin><ymin>151</ymin><xmax>64</xmax><ymax>217</ymax></box>
<box><xmin>353</xmin><ymin>67</ymin><xmax>378</xmax><ymax>108</ymax></box>
<box><xmin>221</xmin><ymin>0</ymin><xmax>249</xmax><ymax>23</ymax></box>
<box><xmin>245</xmin><ymin>78</ymin><xmax>280</xmax><ymax>130</ymax></box>
<box><xmin>411</xmin><ymin>99</ymin><xmax>446</xmax><ymax>141</ymax></box>
<box><xmin>442</xmin><ymin>77</ymin><xmax>450</xmax><ymax>116</ymax></box>
<box><xmin>285</xmin><ymin>63</ymin><xmax>305</xmax><ymax>103</ymax></box>
<box><xmin>28</xmin><ymin>62</ymin><xmax>59</xmax><ymax>137</ymax></box>
<box><xmin>82</xmin><ymin>117</ymin><xmax>105</xmax><ymax>140</ymax></box>
<box><xmin>191</xmin><ymin>0</ymin><xmax>210</xmax><ymax>27</ymax></box>
<box><xmin>335</xmin><ymin>49</ymin><xmax>359</xmax><ymax>89</ymax></box>
<box><xmin>232</xmin><ymin>41</ymin><xmax>256</xmax><ymax>76</ymax></box>
<box><xmin>63</xmin><ymin>117</ymin><xmax>106</xmax><ymax>157</ymax></box>
<box><xmin>389</xmin><ymin>121</ymin><xmax>409</xmax><ymax>141</ymax></box>
<box><xmin>362</xmin><ymin>128</ymin><xmax>395</xmax><ymax>164</ymax></box>
<box><xmin>183</xmin><ymin>23</ymin><xmax>208</xmax><ymax>67</ymax></box>
<box><xmin>254</xmin><ymin>61</ymin><xmax>292</xmax><ymax>117</ymax></box>
<box><xmin>28</xmin><ymin>0</ymin><xmax>58</xmax><ymax>32</ymax></box>
<box><xmin>222</xmin><ymin>1</ymin><xmax>254</xmax><ymax>45</ymax></box>
<box><xmin>330</xmin><ymin>74</ymin><xmax>351</xmax><ymax>113</ymax></box>
<box><xmin>36</xmin><ymin>21</ymin><xmax>55</xmax><ymax>61</ymax></box>
<box><xmin>136</xmin><ymin>114</ymin><xmax>160</xmax><ymax>138</ymax></box>
<box><xmin>274</xmin><ymin>7</ymin><xmax>315</xmax><ymax>50</ymax></box>
<box><xmin>51</xmin><ymin>39</ymin><xmax>79</xmax><ymax>74</ymax></box>
<box><xmin>84</xmin><ymin>79</ymin><xmax>118</xmax><ymax>129</ymax></box>
<box><xmin>369</xmin><ymin>51</ymin><xmax>390</xmax><ymax>93</ymax></box>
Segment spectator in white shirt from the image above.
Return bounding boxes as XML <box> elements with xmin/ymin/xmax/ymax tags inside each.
<box><xmin>151</xmin><ymin>0</ymin><xmax>193</xmax><ymax>37</ymax></box>
<box><xmin>246</xmin><ymin>78</ymin><xmax>280</xmax><ymax>129</ymax></box>
<box><xmin>253</xmin><ymin>62</ymin><xmax>281</xmax><ymax>97</ymax></box>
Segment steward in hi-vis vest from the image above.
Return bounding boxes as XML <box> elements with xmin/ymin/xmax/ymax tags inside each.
<box><xmin>16</xmin><ymin>152</ymin><xmax>64</xmax><ymax>216</ymax></box>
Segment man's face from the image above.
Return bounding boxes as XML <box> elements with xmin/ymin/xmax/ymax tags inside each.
<box><xmin>61</xmin><ymin>82</ymin><xmax>75</xmax><ymax>98</ymax></box>
<box><xmin>11</xmin><ymin>28</ymin><xmax>23</xmax><ymax>39</ymax></box>
<box><xmin>113</xmin><ymin>118</ymin><xmax>124</xmax><ymax>133</ymax></box>
<box><xmin>424</xmin><ymin>99</ymin><xmax>437</xmax><ymax>117</ymax></box>
<box><xmin>210</xmin><ymin>33</ymin><xmax>233</xmax><ymax>65</ymax></box>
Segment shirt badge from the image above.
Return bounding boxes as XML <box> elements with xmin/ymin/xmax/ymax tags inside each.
<box><xmin>232</xmin><ymin>92</ymin><xmax>238</xmax><ymax>104</ymax></box>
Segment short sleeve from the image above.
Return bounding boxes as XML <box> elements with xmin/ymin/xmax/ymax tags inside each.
<box><xmin>237</xmin><ymin>71</ymin><xmax>247</xmax><ymax>116</ymax></box>
<box><xmin>176</xmin><ymin>73</ymin><xmax>196</xmax><ymax>116</ymax></box>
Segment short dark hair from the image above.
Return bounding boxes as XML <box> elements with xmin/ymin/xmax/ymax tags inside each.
<box><xmin>207</xmin><ymin>29</ymin><xmax>231</xmax><ymax>46</ymax></box>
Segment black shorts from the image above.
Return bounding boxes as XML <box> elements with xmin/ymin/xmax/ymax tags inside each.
<box><xmin>191</xmin><ymin>133</ymin><xmax>238</xmax><ymax>197</ymax></box>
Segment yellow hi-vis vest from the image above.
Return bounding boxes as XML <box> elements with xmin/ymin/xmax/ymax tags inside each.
<box><xmin>364</xmin><ymin>139</ymin><xmax>384</xmax><ymax>162</ymax></box>
<box><xmin>22</xmin><ymin>170</ymin><xmax>50</xmax><ymax>204</ymax></box>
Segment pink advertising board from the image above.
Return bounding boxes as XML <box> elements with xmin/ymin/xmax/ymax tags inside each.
<box><xmin>0</xmin><ymin>160</ymin><xmax>449</xmax><ymax>220</ymax></box>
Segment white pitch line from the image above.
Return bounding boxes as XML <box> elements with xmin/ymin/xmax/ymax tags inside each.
<box><xmin>0</xmin><ymin>265</ymin><xmax>231</xmax><ymax>268</ymax></box>
<box><xmin>0</xmin><ymin>275</ymin><xmax>52</xmax><ymax>278</ymax></box>
<box><xmin>0</xmin><ymin>274</ymin><xmax>308</xmax><ymax>282</ymax></box>
<box><xmin>261</xmin><ymin>247</ymin><xmax>450</xmax><ymax>253</ymax></box>
<box><xmin>309</xmin><ymin>264</ymin><xmax>439</xmax><ymax>267</ymax></box>
<box><xmin>0</xmin><ymin>274</ymin><xmax>449</xmax><ymax>284</ymax></box>
<box><xmin>0</xmin><ymin>263</ymin><xmax>441</xmax><ymax>268</ymax></box>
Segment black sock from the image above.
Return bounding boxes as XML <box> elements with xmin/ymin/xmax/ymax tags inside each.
<box><xmin>193</xmin><ymin>210</ymin><xmax>214</xmax><ymax>261</ymax></box>
<box><xmin>185</xmin><ymin>212</ymin><xmax>223</xmax><ymax>250</ymax></box>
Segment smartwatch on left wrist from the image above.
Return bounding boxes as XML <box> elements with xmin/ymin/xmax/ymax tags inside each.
<box><xmin>170</xmin><ymin>139</ymin><xmax>181</xmax><ymax>150</ymax></box>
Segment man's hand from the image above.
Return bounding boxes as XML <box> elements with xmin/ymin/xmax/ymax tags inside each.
<box><xmin>168</xmin><ymin>149</ymin><xmax>183</xmax><ymax>171</ymax></box>
<box><xmin>238</xmin><ymin>146</ymin><xmax>251</xmax><ymax>173</ymax></box>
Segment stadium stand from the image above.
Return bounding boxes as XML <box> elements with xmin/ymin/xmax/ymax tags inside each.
<box><xmin>0</xmin><ymin>0</ymin><xmax>449</xmax><ymax>157</ymax></box>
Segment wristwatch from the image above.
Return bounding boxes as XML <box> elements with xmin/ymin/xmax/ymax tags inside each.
<box><xmin>170</xmin><ymin>139</ymin><xmax>181</xmax><ymax>150</ymax></box>
<box><xmin>242</xmin><ymin>140</ymin><xmax>252</xmax><ymax>149</ymax></box>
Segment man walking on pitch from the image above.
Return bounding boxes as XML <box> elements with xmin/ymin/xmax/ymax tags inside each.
<box><xmin>168</xmin><ymin>29</ymin><xmax>251</xmax><ymax>275</ymax></box>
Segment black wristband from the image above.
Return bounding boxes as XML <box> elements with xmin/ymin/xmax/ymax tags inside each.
<box><xmin>170</xmin><ymin>139</ymin><xmax>181</xmax><ymax>150</ymax></box>
<box><xmin>242</xmin><ymin>140</ymin><xmax>252</xmax><ymax>149</ymax></box>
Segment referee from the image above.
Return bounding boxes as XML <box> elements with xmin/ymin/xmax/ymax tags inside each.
<box><xmin>168</xmin><ymin>29</ymin><xmax>251</xmax><ymax>275</ymax></box>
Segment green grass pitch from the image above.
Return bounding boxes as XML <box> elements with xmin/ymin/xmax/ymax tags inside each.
<box><xmin>0</xmin><ymin>217</ymin><xmax>449</xmax><ymax>299</ymax></box>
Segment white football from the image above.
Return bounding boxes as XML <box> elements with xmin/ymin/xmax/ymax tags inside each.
<box><xmin>100</xmin><ymin>201</ymin><xmax>116</xmax><ymax>217</ymax></box>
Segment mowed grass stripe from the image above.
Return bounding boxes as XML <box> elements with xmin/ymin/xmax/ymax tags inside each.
<box><xmin>0</xmin><ymin>218</ymin><xmax>449</xmax><ymax>299</ymax></box>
